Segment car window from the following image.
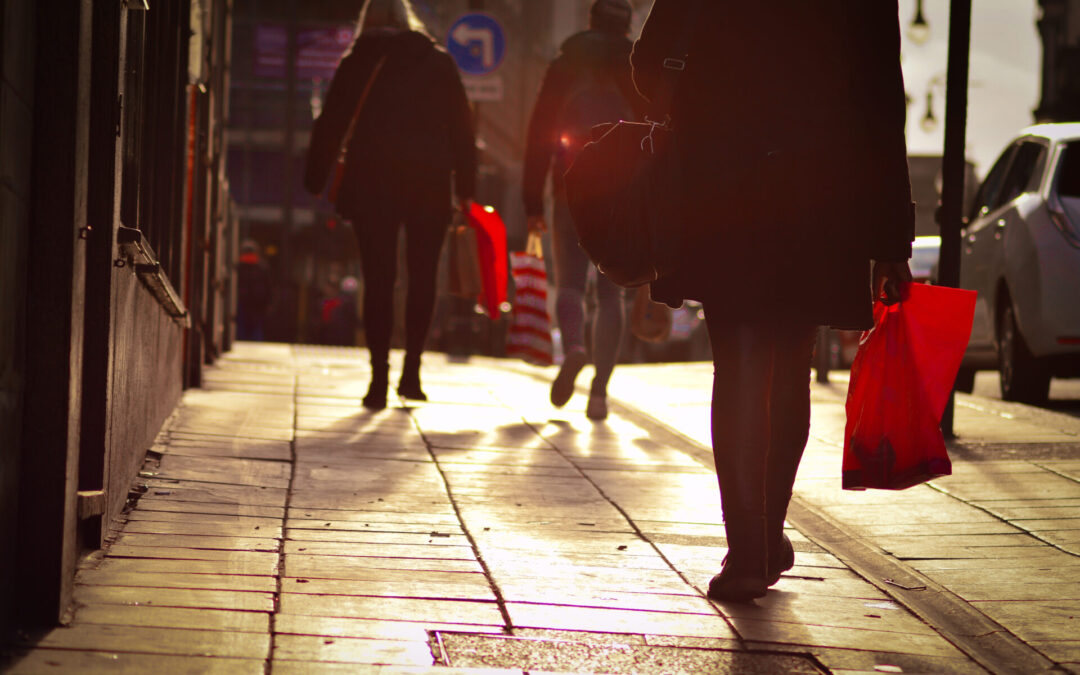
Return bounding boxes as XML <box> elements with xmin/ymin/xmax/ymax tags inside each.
<box><xmin>1024</xmin><ymin>144</ymin><xmax>1049</xmax><ymax>192</ymax></box>
<box><xmin>1056</xmin><ymin>141</ymin><xmax>1080</xmax><ymax>199</ymax></box>
<box><xmin>995</xmin><ymin>140</ymin><xmax>1046</xmax><ymax>208</ymax></box>
<box><xmin>970</xmin><ymin>144</ymin><xmax>1016</xmax><ymax>219</ymax></box>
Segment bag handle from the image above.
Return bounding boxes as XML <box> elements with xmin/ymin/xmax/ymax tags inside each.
<box><xmin>526</xmin><ymin>232</ymin><xmax>544</xmax><ymax>260</ymax></box>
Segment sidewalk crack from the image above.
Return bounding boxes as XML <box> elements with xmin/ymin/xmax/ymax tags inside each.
<box><xmin>265</xmin><ymin>367</ymin><xmax>298</xmax><ymax>675</ymax></box>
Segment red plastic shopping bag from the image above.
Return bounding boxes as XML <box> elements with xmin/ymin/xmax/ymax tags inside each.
<box><xmin>506</xmin><ymin>234</ymin><xmax>553</xmax><ymax>366</ymax></box>
<box><xmin>843</xmin><ymin>283</ymin><xmax>977</xmax><ymax>490</ymax></box>
<box><xmin>464</xmin><ymin>202</ymin><xmax>508</xmax><ymax>320</ymax></box>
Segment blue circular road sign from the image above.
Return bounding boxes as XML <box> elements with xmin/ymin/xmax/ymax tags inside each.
<box><xmin>447</xmin><ymin>13</ymin><xmax>506</xmax><ymax>76</ymax></box>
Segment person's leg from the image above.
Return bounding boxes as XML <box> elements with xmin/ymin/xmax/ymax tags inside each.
<box><xmin>354</xmin><ymin>219</ymin><xmax>400</xmax><ymax>408</ymax></box>
<box><xmin>398</xmin><ymin>212</ymin><xmax>449</xmax><ymax>400</ymax></box>
<box><xmin>703</xmin><ymin>306</ymin><xmax>774</xmax><ymax>601</ymax></box>
<box><xmin>586</xmin><ymin>271</ymin><xmax>625</xmax><ymax>419</ymax></box>
<box><xmin>764</xmin><ymin>324</ymin><xmax>817</xmax><ymax>583</ymax></box>
<box><xmin>549</xmin><ymin>197</ymin><xmax>590</xmax><ymax>407</ymax></box>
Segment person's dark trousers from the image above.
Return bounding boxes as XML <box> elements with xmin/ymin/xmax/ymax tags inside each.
<box><xmin>703</xmin><ymin>307</ymin><xmax>816</xmax><ymax>578</ymax></box>
<box><xmin>236</xmin><ymin>309</ymin><xmax>264</xmax><ymax>341</ymax></box>
<box><xmin>550</xmin><ymin>197</ymin><xmax>625</xmax><ymax>395</ymax></box>
<box><xmin>354</xmin><ymin>212</ymin><xmax>448</xmax><ymax>383</ymax></box>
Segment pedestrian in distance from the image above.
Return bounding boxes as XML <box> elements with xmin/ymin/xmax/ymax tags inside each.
<box><xmin>631</xmin><ymin>1</ymin><xmax>914</xmax><ymax>601</ymax></box>
<box><xmin>523</xmin><ymin>0</ymin><xmax>648</xmax><ymax>421</ymax></box>
<box><xmin>236</xmin><ymin>239</ymin><xmax>272</xmax><ymax>342</ymax></box>
<box><xmin>304</xmin><ymin>0</ymin><xmax>477</xmax><ymax>410</ymax></box>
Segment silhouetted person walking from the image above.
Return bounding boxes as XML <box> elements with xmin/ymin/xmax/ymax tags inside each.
<box><xmin>632</xmin><ymin>1</ymin><xmax>914</xmax><ymax>601</ymax></box>
<box><xmin>236</xmin><ymin>239</ymin><xmax>271</xmax><ymax>341</ymax></box>
<box><xmin>305</xmin><ymin>0</ymin><xmax>477</xmax><ymax>409</ymax></box>
<box><xmin>523</xmin><ymin>0</ymin><xmax>647</xmax><ymax>421</ymax></box>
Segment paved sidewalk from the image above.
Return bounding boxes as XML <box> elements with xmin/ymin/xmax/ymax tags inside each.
<box><xmin>608</xmin><ymin>363</ymin><xmax>1080</xmax><ymax>674</ymax></box>
<box><xmin>3</xmin><ymin>343</ymin><xmax>1077</xmax><ymax>673</ymax></box>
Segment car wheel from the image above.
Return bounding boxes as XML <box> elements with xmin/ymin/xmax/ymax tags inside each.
<box><xmin>998</xmin><ymin>303</ymin><xmax>1050</xmax><ymax>404</ymax></box>
<box><xmin>954</xmin><ymin>367</ymin><xmax>976</xmax><ymax>394</ymax></box>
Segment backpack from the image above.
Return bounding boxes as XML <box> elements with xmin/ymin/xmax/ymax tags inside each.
<box><xmin>554</xmin><ymin>64</ymin><xmax>634</xmax><ymax>170</ymax></box>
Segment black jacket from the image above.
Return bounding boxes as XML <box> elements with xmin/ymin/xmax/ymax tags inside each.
<box><xmin>305</xmin><ymin>30</ymin><xmax>477</xmax><ymax>221</ymax></box>
<box><xmin>632</xmin><ymin>1</ymin><xmax>914</xmax><ymax>329</ymax></box>
<box><xmin>522</xmin><ymin>30</ymin><xmax>648</xmax><ymax>217</ymax></box>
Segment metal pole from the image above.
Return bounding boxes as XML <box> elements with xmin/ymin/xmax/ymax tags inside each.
<box><xmin>938</xmin><ymin>0</ymin><xmax>972</xmax><ymax>438</ymax></box>
<box><xmin>284</xmin><ymin>7</ymin><xmax>297</xmax><ymax>340</ymax></box>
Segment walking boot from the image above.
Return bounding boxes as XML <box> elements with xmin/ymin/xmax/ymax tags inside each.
<box><xmin>397</xmin><ymin>355</ymin><xmax>427</xmax><ymax>401</ymax></box>
<box><xmin>585</xmin><ymin>380</ymin><xmax>608</xmax><ymax>420</ymax></box>
<box><xmin>707</xmin><ymin>511</ymin><xmax>769</xmax><ymax>602</ymax></box>
<box><xmin>363</xmin><ymin>363</ymin><xmax>389</xmax><ymax>410</ymax></box>
<box><xmin>767</xmin><ymin>533</ymin><xmax>795</xmax><ymax>586</ymax></box>
<box><xmin>765</xmin><ymin>487</ymin><xmax>797</xmax><ymax>586</ymax></box>
<box><xmin>550</xmin><ymin>348</ymin><xmax>587</xmax><ymax>408</ymax></box>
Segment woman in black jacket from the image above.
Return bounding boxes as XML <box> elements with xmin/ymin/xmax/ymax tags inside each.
<box><xmin>305</xmin><ymin>0</ymin><xmax>477</xmax><ymax>409</ymax></box>
<box><xmin>632</xmin><ymin>1</ymin><xmax>914</xmax><ymax>601</ymax></box>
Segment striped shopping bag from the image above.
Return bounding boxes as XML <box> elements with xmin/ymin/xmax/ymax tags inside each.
<box><xmin>506</xmin><ymin>234</ymin><xmax>553</xmax><ymax>366</ymax></box>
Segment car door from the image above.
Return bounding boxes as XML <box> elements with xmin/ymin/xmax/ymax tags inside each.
<box><xmin>963</xmin><ymin>143</ymin><xmax>1016</xmax><ymax>348</ymax></box>
<box><xmin>995</xmin><ymin>140</ymin><xmax>1049</xmax><ymax>345</ymax></box>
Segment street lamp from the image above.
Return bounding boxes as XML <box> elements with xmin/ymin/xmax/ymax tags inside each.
<box><xmin>919</xmin><ymin>75</ymin><xmax>946</xmax><ymax>132</ymax></box>
<box><xmin>908</xmin><ymin>0</ymin><xmax>930</xmax><ymax>44</ymax></box>
<box><xmin>921</xmin><ymin>90</ymin><xmax>938</xmax><ymax>132</ymax></box>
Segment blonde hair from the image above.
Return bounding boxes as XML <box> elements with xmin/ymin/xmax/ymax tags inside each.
<box><xmin>356</xmin><ymin>0</ymin><xmax>429</xmax><ymax>37</ymax></box>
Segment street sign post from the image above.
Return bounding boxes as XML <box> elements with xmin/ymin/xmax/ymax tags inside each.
<box><xmin>938</xmin><ymin>0</ymin><xmax>972</xmax><ymax>438</ymax></box>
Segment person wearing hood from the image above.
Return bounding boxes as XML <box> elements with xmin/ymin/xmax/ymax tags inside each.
<box><xmin>305</xmin><ymin>0</ymin><xmax>477</xmax><ymax>410</ymax></box>
<box><xmin>522</xmin><ymin>0</ymin><xmax>647</xmax><ymax>421</ymax></box>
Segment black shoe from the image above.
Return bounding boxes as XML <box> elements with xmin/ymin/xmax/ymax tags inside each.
<box><xmin>397</xmin><ymin>377</ymin><xmax>427</xmax><ymax>401</ymax></box>
<box><xmin>363</xmin><ymin>367</ymin><xmax>389</xmax><ymax>410</ymax></box>
<box><xmin>551</xmin><ymin>350</ymin><xmax>587</xmax><ymax>408</ymax></box>
<box><xmin>709</xmin><ymin>511</ymin><xmax>768</xmax><ymax>602</ymax></box>
<box><xmin>362</xmin><ymin>387</ymin><xmax>387</xmax><ymax>410</ymax></box>
<box><xmin>707</xmin><ymin>565</ymin><xmax>768</xmax><ymax>603</ymax></box>
<box><xmin>767</xmin><ymin>533</ymin><xmax>795</xmax><ymax>586</ymax></box>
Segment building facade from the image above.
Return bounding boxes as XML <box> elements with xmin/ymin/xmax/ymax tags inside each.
<box><xmin>1037</xmin><ymin>0</ymin><xmax>1080</xmax><ymax>121</ymax></box>
<box><xmin>0</xmin><ymin>0</ymin><xmax>236</xmax><ymax>629</ymax></box>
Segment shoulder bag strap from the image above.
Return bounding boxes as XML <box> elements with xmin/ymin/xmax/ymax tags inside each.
<box><xmin>337</xmin><ymin>54</ymin><xmax>388</xmax><ymax>161</ymax></box>
<box><xmin>648</xmin><ymin>0</ymin><xmax>706</xmax><ymax>123</ymax></box>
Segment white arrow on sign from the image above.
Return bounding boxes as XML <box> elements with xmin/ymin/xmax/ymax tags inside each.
<box><xmin>451</xmin><ymin>23</ymin><xmax>495</xmax><ymax>69</ymax></box>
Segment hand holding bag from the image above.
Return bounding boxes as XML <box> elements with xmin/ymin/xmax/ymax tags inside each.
<box><xmin>843</xmin><ymin>283</ymin><xmax>977</xmax><ymax>490</ymax></box>
<box><xmin>447</xmin><ymin>217</ymin><xmax>483</xmax><ymax>300</ymax></box>
<box><xmin>506</xmin><ymin>234</ymin><xmax>553</xmax><ymax>366</ymax></box>
<box><xmin>630</xmin><ymin>285</ymin><xmax>672</xmax><ymax>343</ymax></box>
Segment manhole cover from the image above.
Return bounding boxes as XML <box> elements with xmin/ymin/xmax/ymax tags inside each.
<box><xmin>435</xmin><ymin>632</ymin><xmax>825</xmax><ymax>674</ymax></box>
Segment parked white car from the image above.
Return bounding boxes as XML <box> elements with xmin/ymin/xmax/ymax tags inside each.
<box><xmin>956</xmin><ymin>123</ymin><xmax>1080</xmax><ymax>404</ymax></box>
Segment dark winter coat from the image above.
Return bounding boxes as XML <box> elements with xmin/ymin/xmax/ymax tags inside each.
<box><xmin>631</xmin><ymin>1</ymin><xmax>915</xmax><ymax>330</ymax></box>
<box><xmin>523</xmin><ymin>30</ymin><xmax>648</xmax><ymax>217</ymax></box>
<box><xmin>305</xmin><ymin>30</ymin><xmax>477</xmax><ymax>223</ymax></box>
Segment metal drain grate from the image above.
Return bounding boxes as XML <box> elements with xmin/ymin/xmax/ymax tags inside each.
<box><xmin>434</xmin><ymin>631</ymin><xmax>826</xmax><ymax>674</ymax></box>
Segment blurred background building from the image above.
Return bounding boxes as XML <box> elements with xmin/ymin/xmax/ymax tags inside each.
<box><xmin>224</xmin><ymin>0</ymin><xmax>652</xmax><ymax>345</ymax></box>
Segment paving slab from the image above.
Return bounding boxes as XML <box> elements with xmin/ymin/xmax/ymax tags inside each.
<box><xmin>1</xmin><ymin>650</ymin><xmax>265</xmax><ymax>674</ymax></box>
<box><xmin>272</xmin><ymin>635</ymin><xmax>436</xmax><ymax>666</ymax></box>
<box><xmin>281</xmin><ymin>578</ymin><xmax>496</xmax><ymax>601</ymax></box>
<box><xmin>504</xmin><ymin>602</ymin><xmax>738</xmax><ymax>640</ymax></box>
<box><xmin>279</xmin><ymin>594</ymin><xmax>504</xmax><ymax>626</ymax></box>
<box><xmin>76</xmin><ymin>569</ymin><xmax>278</xmax><ymax>593</ymax></box>
<box><xmin>73</xmin><ymin>603</ymin><xmax>270</xmax><ymax>632</ymax></box>
<box><xmin>10</xmin><ymin>623</ymin><xmax>269</xmax><ymax>659</ymax></box>
<box><xmin>274</xmin><ymin>614</ymin><xmax>506</xmax><ymax>640</ymax></box>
